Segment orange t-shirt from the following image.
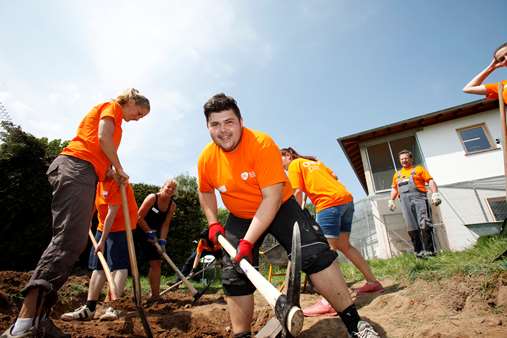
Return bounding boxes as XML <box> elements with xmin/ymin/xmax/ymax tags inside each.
<box><xmin>96</xmin><ymin>181</ymin><xmax>138</xmax><ymax>232</ymax></box>
<box><xmin>484</xmin><ymin>80</ymin><xmax>507</xmax><ymax>103</ymax></box>
<box><xmin>391</xmin><ymin>165</ymin><xmax>433</xmax><ymax>193</ymax></box>
<box><xmin>196</xmin><ymin>239</ymin><xmax>221</xmax><ymax>255</ymax></box>
<box><xmin>287</xmin><ymin>158</ymin><xmax>353</xmax><ymax>212</ymax></box>
<box><xmin>61</xmin><ymin>101</ymin><xmax>123</xmax><ymax>181</ymax></box>
<box><xmin>198</xmin><ymin>128</ymin><xmax>293</xmax><ymax>219</ymax></box>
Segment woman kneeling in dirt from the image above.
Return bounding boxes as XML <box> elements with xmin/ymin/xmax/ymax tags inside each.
<box><xmin>179</xmin><ymin>228</ymin><xmax>223</xmax><ymax>280</ymax></box>
<box><xmin>137</xmin><ymin>179</ymin><xmax>177</xmax><ymax>302</ymax></box>
<box><xmin>61</xmin><ymin>170</ymin><xmax>139</xmax><ymax>321</ymax></box>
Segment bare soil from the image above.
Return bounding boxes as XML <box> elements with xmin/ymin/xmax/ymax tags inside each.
<box><xmin>1</xmin><ymin>271</ymin><xmax>506</xmax><ymax>337</ymax></box>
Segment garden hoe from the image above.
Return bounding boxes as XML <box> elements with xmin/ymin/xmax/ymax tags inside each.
<box><xmin>218</xmin><ymin>222</ymin><xmax>303</xmax><ymax>338</ymax></box>
<box><xmin>120</xmin><ymin>184</ymin><xmax>154</xmax><ymax>338</ymax></box>
<box><xmin>152</xmin><ymin>241</ymin><xmax>210</xmax><ymax>304</ymax></box>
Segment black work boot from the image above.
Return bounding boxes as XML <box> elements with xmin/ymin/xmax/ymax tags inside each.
<box><xmin>408</xmin><ymin>230</ymin><xmax>424</xmax><ymax>257</ymax></box>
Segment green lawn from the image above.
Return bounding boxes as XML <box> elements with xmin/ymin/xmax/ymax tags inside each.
<box><xmin>135</xmin><ymin>234</ymin><xmax>507</xmax><ymax>294</ymax></box>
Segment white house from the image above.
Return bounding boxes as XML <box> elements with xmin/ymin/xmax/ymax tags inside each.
<box><xmin>338</xmin><ymin>99</ymin><xmax>506</xmax><ymax>259</ymax></box>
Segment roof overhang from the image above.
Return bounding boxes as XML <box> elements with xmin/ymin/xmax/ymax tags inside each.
<box><xmin>337</xmin><ymin>99</ymin><xmax>499</xmax><ymax>194</ymax></box>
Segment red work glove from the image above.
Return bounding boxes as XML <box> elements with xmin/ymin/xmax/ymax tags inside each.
<box><xmin>208</xmin><ymin>222</ymin><xmax>225</xmax><ymax>245</ymax></box>
<box><xmin>233</xmin><ymin>239</ymin><xmax>254</xmax><ymax>264</ymax></box>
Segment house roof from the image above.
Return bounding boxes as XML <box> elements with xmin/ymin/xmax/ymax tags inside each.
<box><xmin>337</xmin><ymin>99</ymin><xmax>499</xmax><ymax>193</ymax></box>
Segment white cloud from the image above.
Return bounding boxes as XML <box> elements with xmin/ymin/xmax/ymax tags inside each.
<box><xmin>1</xmin><ymin>0</ymin><xmax>274</xmax><ymax>186</ymax></box>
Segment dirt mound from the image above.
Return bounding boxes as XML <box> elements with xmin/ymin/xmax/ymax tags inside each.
<box><xmin>1</xmin><ymin>271</ymin><xmax>506</xmax><ymax>337</ymax></box>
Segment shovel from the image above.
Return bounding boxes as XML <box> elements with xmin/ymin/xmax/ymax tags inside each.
<box><xmin>120</xmin><ymin>184</ymin><xmax>154</xmax><ymax>338</ymax></box>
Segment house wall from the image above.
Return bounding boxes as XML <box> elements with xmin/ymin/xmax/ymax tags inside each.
<box><xmin>416</xmin><ymin>109</ymin><xmax>504</xmax><ymax>250</ymax></box>
<box><xmin>357</xmin><ymin>108</ymin><xmax>504</xmax><ymax>253</ymax></box>
<box><xmin>416</xmin><ymin>109</ymin><xmax>503</xmax><ymax>185</ymax></box>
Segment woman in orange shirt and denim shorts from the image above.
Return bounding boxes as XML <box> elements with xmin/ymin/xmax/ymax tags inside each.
<box><xmin>281</xmin><ymin>147</ymin><xmax>383</xmax><ymax>317</ymax></box>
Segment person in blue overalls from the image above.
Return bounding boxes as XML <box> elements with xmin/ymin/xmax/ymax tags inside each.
<box><xmin>388</xmin><ymin>150</ymin><xmax>442</xmax><ymax>258</ymax></box>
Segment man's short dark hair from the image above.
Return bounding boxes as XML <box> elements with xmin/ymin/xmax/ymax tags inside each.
<box><xmin>203</xmin><ymin>93</ymin><xmax>242</xmax><ymax>122</ymax></box>
<box><xmin>398</xmin><ymin>149</ymin><xmax>413</xmax><ymax>159</ymax></box>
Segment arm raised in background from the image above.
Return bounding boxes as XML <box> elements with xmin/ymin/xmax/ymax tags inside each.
<box><xmin>463</xmin><ymin>58</ymin><xmax>505</xmax><ymax>95</ymax></box>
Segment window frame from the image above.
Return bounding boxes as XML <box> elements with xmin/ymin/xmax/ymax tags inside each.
<box><xmin>485</xmin><ymin>196</ymin><xmax>507</xmax><ymax>222</ymax></box>
<box><xmin>456</xmin><ymin>123</ymin><xmax>496</xmax><ymax>155</ymax></box>
<box><xmin>364</xmin><ymin>134</ymin><xmax>425</xmax><ymax>193</ymax></box>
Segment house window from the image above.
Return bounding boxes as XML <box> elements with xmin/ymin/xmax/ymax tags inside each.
<box><xmin>487</xmin><ymin>197</ymin><xmax>507</xmax><ymax>221</ymax></box>
<box><xmin>457</xmin><ymin>124</ymin><xmax>495</xmax><ymax>154</ymax></box>
<box><xmin>366</xmin><ymin>136</ymin><xmax>423</xmax><ymax>191</ymax></box>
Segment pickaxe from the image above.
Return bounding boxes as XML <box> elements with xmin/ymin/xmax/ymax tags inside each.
<box><xmin>218</xmin><ymin>222</ymin><xmax>303</xmax><ymax>337</ymax></box>
<box><xmin>151</xmin><ymin>241</ymin><xmax>210</xmax><ymax>304</ymax></box>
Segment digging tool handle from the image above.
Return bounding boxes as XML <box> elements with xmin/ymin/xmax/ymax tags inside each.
<box><xmin>153</xmin><ymin>242</ymin><xmax>199</xmax><ymax>295</ymax></box>
<box><xmin>498</xmin><ymin>82</ymin><xmax>507</xmax><ymax>202</ymax></box>
<box><xmin>120</xmin><ymin>184</ymin><xmax>154</xmax><ymax>338</ymax></box>
<box><xmin>88</xmin><ymin>230</ymin><xmax>118</xmax><ymax>300</ymax></box>
<box><xmin>217</xmin><ymin>234</ymin><xmax>303</xmax><ymax>337</ymax></box>
<box><xmin>160</xmin><ymin>262</ymin><xmax>214</xmax><ymax>296</ymax></box>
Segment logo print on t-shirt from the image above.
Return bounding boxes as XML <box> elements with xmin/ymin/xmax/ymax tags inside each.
<box><xmin>240</xmin><ymin>172</ymin><xmax>249</xmax><ymax>181</ymax></box>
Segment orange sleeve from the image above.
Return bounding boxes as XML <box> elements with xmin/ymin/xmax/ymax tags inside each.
<box><xmin>484</xmin><ymin>80</ymin><xmax>507</xmax><ymax>100</ymax></box>
<box><xmin>391</xmin><ymin>172</ymin><xmax>398</xmax><ymax>190</ymax></box>
<box><xmin>196</xmin><ymin>240</ymin><xmax>204</xmax><ymax>255</ymax></box>
<box><xmin>419</xmin><ymin>166</ymin><xmax>433</xmax><ymax>183</ymax></box>
<box><xmin>253</xmin><ymin>137</ymin><xmax>288</xmax><ymax>189</ymax></box>
<box><xmin>197</xmin><ymin>151</ymin><xmax>213</xmax><ymax>193</ymax></box>
<box><xmin>100</xmin><ymin>101</ymin><xmax>120</xmax><ymax>121</ymax></box>
<box><xmin>287</xmin><ymin>161</ymin><xmax>302</xmax><ymax>189</ymax></box>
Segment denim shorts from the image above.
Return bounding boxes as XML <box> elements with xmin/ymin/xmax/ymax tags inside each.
<box><xmin>316</xmin><ymin>201</ymin><xmax>354</xmax><ymax>238</ymax></box>
<box><xmin>88</xmin><ymin>230</ymin><xmax>129</xmax><ymax>271</ymax></box>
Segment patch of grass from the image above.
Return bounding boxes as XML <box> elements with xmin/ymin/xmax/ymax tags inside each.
<box><xmin>68</xmin><ymin>283</ymin><xmax>88</xmax><ymax>297</ymax></box>
<box><xmin>343</xmin><ymin>235</ymin><xmax>507</xmax><ymax>283</ymax></box>
<box><xmin>133</xmin><ymin>269</ymin><xmax>223</xmax><ymax>296</ymax></box>
<box><xmin>262</xmin><ymin>234</ymin><xmax>507</xmax><ymax>285</ymax></box>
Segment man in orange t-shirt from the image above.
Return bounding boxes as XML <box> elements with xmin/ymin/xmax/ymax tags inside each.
<box><xmin>281</xmin><ymin>147</ymin><xmax>383</xmax><ymax>303</ymax></box>
<box><xmin>463</xmin><ymin>42</ymin><xmax>507</xmax><ymax>101</ymax></box>
<box><xmin>61</xmin><ymin>171</ymin><xmax>138</xmax><ymax>322</ymax></box>
<box><xmin>389</xmin><ymin>150</ymin><xmax>441</xmax><ymax>258</ymax></box>
<box><xmin>197</xmin><ymin>93</ymin><xmax>379</xmax><ymax>338</ymax></box>
<box><xmin>4</xmin><ymin>89</ymin><xmax>150</xmax><ymax>338</ymax></box>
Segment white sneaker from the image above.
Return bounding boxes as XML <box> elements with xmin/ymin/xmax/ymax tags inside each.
<box><xmin>99</xmin><ymin>307</ymin><xmax>119</xmax><ymax>321</ymax></box>
<box><xmin>60</xmin><ymin>305</ymin><xmax>94</xmax><ymax>321</ymax></box>
<box><xmin>352</xmin><ymin>320</ymin><xmax>380</xmax><ymax>338</ymax></box>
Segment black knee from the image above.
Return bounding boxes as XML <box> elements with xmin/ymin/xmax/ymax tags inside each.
<box><xmin>221</xmin><ymin>265</ymin><xmax>256</xmax><ymax>296</ymax></box>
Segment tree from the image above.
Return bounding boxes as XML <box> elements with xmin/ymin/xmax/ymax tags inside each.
<box><xmin>0</xmin><ymin>122</ymin><xmax>68</xmax><ymax>270</ymax></box>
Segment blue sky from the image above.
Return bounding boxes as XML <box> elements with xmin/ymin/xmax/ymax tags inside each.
<box><xmin>1</xmin><ymin>1</ymin><xmax>506</xmax><ymax>199</ymax></box>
